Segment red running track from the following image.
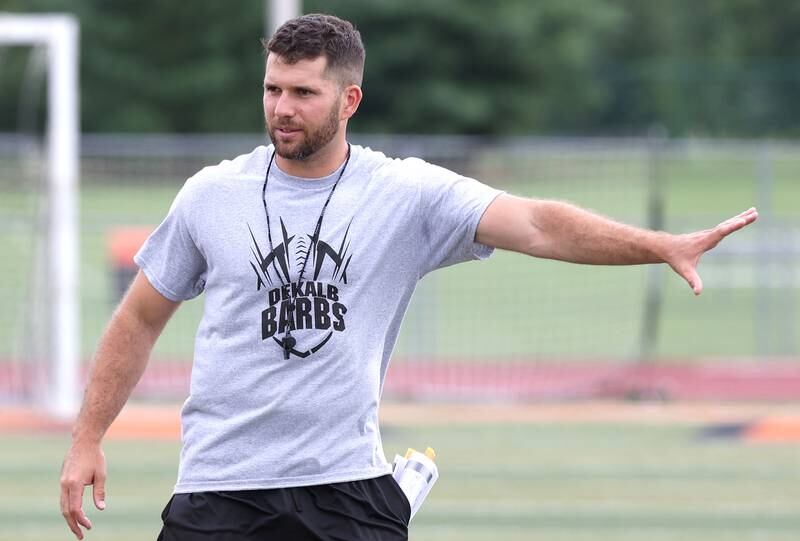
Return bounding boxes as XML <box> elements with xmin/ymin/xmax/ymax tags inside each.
<box><xmin>2</xmin><ymin>359</ymin><xmax>799</xmax><ymax>401</ymax></box>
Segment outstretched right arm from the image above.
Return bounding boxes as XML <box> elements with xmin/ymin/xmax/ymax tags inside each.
<box><xmin>60</xmin><ymin>271</ymin><xmax>180</xmax><ymax>540</ymax></box>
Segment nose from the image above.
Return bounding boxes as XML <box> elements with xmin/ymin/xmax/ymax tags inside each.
<box><xmin>273</xmin><ymin>92</ymin><xmax>295</xmax><ymax>119</ymax></box>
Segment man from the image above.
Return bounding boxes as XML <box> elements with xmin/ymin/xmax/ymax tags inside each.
<box><xmin>60</xmin><ymin>13</ymin><xmax>757</xmax><ymax>541</ymax></box>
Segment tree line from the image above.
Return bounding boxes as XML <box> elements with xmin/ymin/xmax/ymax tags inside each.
<box><xmin>2</xmin><ymin>0</ymin><xmax>799</xmax><ymax>136</ymax></box>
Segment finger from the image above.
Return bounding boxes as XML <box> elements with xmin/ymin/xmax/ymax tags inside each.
<box><xmin>722</xmin><ymin>207</ymin><xmax>758</xmax><ymax>226</ymax></box>
<box><xmin>63</xmin><ymin>507</ymin><xmax>84</xmax><ymax>540</ymax></box>
<box><xmin>732</xmin><ymin>207</ymin><xmax>757</xmax><ymax>219</ymax></box>
<box><xmin>74</xmin><ymin>505</ymin><xmax>93</xmax><ymax>531</ymax></box>
<box><xmin>719</xmin><ymin>210</ymin><xmax>757</xmax><ymax>231</ymax></box>
<box><xmin>680</xmin><ymin>265</ymin><xmax>703</xmax><ymax>296</ymax></box>
<box><xmin>717</xmin><ymin>208</ymin><xmax>759</xmax><ymax>236</ymax></box>
<box><xmin>692</xmin><ymin>273</ymin><xmax>703</xmax><ymax>296</ymax></box>
<box><xmin>61</xmin><ymin>482</ymin><xmax>84</xmax><ymax>540</ymax></box>
<box><xmin>78</xmin><ymin>517</ymin><xmax>92</xmax><ymax>531</ymax></box>
<box><xmin>735</xmin><ymin>207</ymin><xmax>758</xmax><ymax>224</ymax></box>
<box><xmin>60</xmin><ymin>489</ymin><xmax>78</xmax><ymax>539</ymax></box>
<box><xmin>93</xmin><ymin>471</ymin><xmax>107</xmax><ymax>510</ymax></box>
<box><xmin>713</xmin><ymin>216</ymin><xmax>753</xmax><ymax>241</ymax></box>
<box><xmin>67</xmin><ymin>483</ymin><xmax>92</xmax><ymax>536</ymax></box>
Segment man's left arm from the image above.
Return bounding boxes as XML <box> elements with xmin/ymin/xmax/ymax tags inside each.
<box><xmin>475</xmin><ymin>194</ymin><xmax>758</xmax><ymax>295</ymax></box>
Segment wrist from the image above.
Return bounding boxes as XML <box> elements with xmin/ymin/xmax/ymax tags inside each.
<box><xmin>71</xmin><ymin>424</ymin><xmax>104</xmax><ymax>447</ymax></box>
<box><xmin>653</xmin><ymin>231</ymin><xmax>679</xmax><ymax>264</ymax></box>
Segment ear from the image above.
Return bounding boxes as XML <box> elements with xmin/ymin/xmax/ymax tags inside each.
<box><xmin>340</xmin><ymin>85</ymin><xmax>363</xmax><ymax>120</ymax></box>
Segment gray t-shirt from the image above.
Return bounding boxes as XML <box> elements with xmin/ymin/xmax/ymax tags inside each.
<box><xmin>135</xmin><ymin>144</ymin><xmax>502</xmax><ymax>493</ymax></box>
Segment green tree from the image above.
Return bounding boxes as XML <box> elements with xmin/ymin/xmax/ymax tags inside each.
<box><xmin>1</xmin><ymin>0</ymin><xmax>266</xmax><ymax>132</ymax></box>
<box><xmin>601</xmin><ymin>0</ymin><xmax>800</xmax><ymax>136</ymax></box>
<box><xmin>3</xmin><ymin>0</ymin><xmax>800</xmax><ymax>136</ymax></box>
<box><xmin>307</xmin><ymin>0</ymin><xmax>625</xmax><ymax>134</ymax></box>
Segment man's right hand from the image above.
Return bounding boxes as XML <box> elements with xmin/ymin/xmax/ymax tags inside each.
<box><xmin>60</xmin><ymin>441</ymin><xmax>107</xmax><ymax>540</ymax></box>
<box><xmin>56</xmin><ymin>273</ymin><xmax>178</xmax><ymax>539</ymax></box>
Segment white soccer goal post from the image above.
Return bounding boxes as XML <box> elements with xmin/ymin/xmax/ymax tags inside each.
<box><xmin>266</xmin><ymin>0</ymin><xmax>302</xmax><ymax>37</ymax></box>
<box><xmin>0</xmin><ymin>13</ymin><xmax>80</xmax><ymax>419</ymax></box>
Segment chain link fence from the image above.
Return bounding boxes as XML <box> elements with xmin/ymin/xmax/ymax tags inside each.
<box><xmin>1</xmin><ymin>133</ymin><xmax>798</xmax><ymax>402</ymax></box>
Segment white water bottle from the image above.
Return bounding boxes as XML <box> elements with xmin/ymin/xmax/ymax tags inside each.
<box><xmin>392</xmin><ymin>447</ymin><xmax>438</xmax><ymax>520</ymax></box>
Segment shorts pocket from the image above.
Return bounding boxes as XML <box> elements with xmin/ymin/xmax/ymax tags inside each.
<box><xmin>382</xmin><ymin>474</ymin><xmax>412</xmax><ymax>525</ymax></box>
<box><xmin>159</xmin><ymin>495</ymin><xmax>176</xmax><ymax>522</ymax></box>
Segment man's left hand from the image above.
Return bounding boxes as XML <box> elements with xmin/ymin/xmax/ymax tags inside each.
<box><xmin>664</xmin><ymin>207</ymin><xmax>759</xmax><ymax>295</ymax></box>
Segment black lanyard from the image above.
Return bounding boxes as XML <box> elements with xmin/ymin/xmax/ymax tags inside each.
<box><xmin>261</xmin><ymin>144</ymin><xmax>352</xmax><ymax>359</ymax></box>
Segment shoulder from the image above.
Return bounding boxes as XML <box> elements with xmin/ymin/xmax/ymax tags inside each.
<box><xmin>164</xmin><ymin>146</ymin><xmax>268</xmax><ymax>218</ymax></box>
<box><xmin>349</xmin><ymin>144</ymin><xmax>394</xmax><ymax>175</ymax></box>
<box><xmin>178</xmin><ymin>145</ymin><xmax>269</xmax><ymax>201</ymax></box>
<box><xmin>189</xmin><ymin>145</ymin><xmax>269</xmax><ymax>187</ymax></box>
<box><xmin>350</xmin><ymin>144</ymin><xmax>451</xmax><ymax>186</ymax></box>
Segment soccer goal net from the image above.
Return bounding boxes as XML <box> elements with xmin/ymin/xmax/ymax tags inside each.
<box><xmin>0</xmin><ymin>14</ymin><xmax>79</xmax><ymax>418</ymax></box>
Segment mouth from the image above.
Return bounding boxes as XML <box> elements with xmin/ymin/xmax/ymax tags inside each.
<box><xmin>275</xmin><ymin>126</ymin><xmax>302</xmax><ymax>137</ymax></box>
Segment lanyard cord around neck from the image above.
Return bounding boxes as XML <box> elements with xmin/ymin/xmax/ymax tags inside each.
<box><xmin>260</xmin><ymin>143</ymin><xmax>352</xmax><ymax>359</ymax></box>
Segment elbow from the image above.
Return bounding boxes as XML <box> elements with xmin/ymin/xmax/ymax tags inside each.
<box><xmin>522</xmin><ymin>200</ymin><xmax>558</xmax><ymax>259</ymax></box>
<box><xmin>524</xmin><ymin>231</ymin><xmax>562</xmax><ymax>260</ymax></box>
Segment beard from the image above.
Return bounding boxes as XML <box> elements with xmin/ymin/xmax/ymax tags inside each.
<box><xmin>267</xmin><ymin>99</ymin><xmax>341</xmax><ymax>161</ymax></box>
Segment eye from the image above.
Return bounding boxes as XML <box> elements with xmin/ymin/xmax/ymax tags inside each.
<box><xmin>264</xmin><ymin>85</ymin><xmax>280</xmax><ymax>95</ymax></box>
<box><xmin>297</xmin><ymin>88</ymin><xmax>314</xmax><ymax>97</ymax></box>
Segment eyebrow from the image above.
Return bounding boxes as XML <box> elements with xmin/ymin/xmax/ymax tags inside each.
<box><xmin>264</xmin><ymin>81</ymin><xmax>322</xmax><ymax>93</ymax></box>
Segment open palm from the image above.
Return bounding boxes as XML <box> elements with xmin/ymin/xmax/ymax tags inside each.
<box><xmin>666</xmin><ymin>207</ymin><xmax>759</xmax><ymax>295</ymax></box>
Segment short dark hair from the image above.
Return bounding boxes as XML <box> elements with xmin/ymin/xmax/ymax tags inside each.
<box><xmin>264</xmin><ymin>14</ymin><xmax>365</xmax><ymax>86</ymax></box>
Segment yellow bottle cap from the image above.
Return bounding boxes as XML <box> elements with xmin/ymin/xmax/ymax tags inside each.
<box><xmin>425</xmin><ymin>447</ymin><xmax>436</xmax><ymax>461</ymax></box>
<box><xmin>405</xmin><ymin>448</ymin><xmax>416</xmax><ymax>459</ymax></box>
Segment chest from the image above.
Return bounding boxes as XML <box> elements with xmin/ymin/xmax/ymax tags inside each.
<box><xmin>196</xmin><ymin>179</ymin><xmax>420</xmax><ymax>294</ymax></box>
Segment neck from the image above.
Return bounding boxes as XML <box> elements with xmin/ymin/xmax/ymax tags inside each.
<box><xmin>275</xmin><ymin>137</ymin><xmax>349</xmax><ymax>178</ymax></box>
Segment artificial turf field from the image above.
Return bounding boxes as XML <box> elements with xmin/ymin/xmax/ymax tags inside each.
<box><xmin>2</xmin><ymin>403</ymin><xmax>800</xmax><ymax>541</ymax></box>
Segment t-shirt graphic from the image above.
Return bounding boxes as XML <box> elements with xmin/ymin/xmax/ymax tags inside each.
<box><xmin>248</xmin><ymin>217</ymin><xmax>353</xmax><ymax>359</ymax></box>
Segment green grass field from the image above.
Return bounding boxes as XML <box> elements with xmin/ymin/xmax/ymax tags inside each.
<box><xmin>3</xmin><ymin>416</ymin><xmax>799</xmax><ymax>541</ymax></box>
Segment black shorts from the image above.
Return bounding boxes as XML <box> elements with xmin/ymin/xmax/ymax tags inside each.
<box><xmin>156</xmin><ymin>474</ymin><xmax>411</xmax><ymax>541</ymax></box>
